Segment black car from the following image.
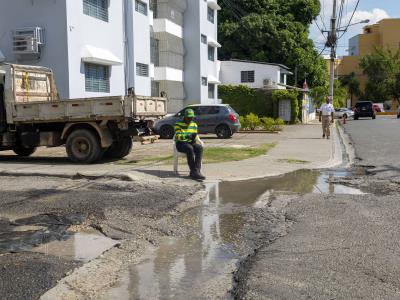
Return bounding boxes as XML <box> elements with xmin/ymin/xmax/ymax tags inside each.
<box><xmin>153</xmin><ymin>104</ymin><xmax>241</xmax><ymax>139</ymax></box>
<box><xmin>354</xmin><ymin>101</ymin><xmax>376</xmax><ymax>120</ymax></box>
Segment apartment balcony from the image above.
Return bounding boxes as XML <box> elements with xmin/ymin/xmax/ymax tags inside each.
<box><xmin>154</xmin><ymin>66</ymin><xmax>183</xmax><ymax>82</ymax></box>
<box><xmin>153</xmin><ymin>19</ymin><xmax>183</xmax><ymax>38</ymax></box>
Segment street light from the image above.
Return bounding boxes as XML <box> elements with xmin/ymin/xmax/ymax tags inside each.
<box><xmin>337</xmin><ymin>19</ymin><xmax>370</xmax><ymax>31</ymax></box>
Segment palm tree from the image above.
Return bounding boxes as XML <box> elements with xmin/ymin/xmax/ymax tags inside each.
<box><xmin>339</xmin><ymin>72</ymin><xmax>361</xmax><ymax>105</ymax></box>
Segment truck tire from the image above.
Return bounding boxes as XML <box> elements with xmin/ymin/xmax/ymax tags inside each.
<box><xmin>104</xmin><ymin>137</ymin><xmax>133</xmax><ymax>159</ymax></box>
<box><xmin>66</xmin><ymin>129</ymin><xmax>102</xmax><ymax>163</ymax></box>
<box><xmin>13</xmin><ymin>146</ymin><xmax>36</xmax><ymax>157</ymax></box>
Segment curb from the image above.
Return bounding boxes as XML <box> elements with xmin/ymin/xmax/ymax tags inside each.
<box><xmin>336</xmin><ymin>122</ymin><xmax>356</xmax><ymax>167</ymax></box>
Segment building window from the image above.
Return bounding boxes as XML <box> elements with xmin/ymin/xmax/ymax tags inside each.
<box><xmin>150</xmin><ymin>38</ymin><xmax>159</xmax><ymax>66</ymax></box>
<box><xmin>136</xmin><ymin>63</ymin><xmax>149</xmax><ymax>77</ymax></box>
<box><xmin>135</xmin><ymin>0</ymin><xmax>148</xmax><ymax>15</ymax></box>
<box><xmin>85</xmin><ymin>63</ymin><xmax>110</xmax><ymax>93</ymax></box>
<box><xmin>280</xmin><ymin>73</ymin><xmax>286</xmax><ymax>84</ymax></box>
<box><xmin>201</xmin><ymin>34</ymin><xmax>207</xmax><ymax>44</ymax></box>
<box><xmin>83</xmin><ymin>0</ymin><xmax>108</xmax><ymax>22</ymax></box>
<box><xmin>241</xmin><ymin>71</ymin><xmax>255</xmax><ymax>83</ymax></box>
<box><xmin>207</xmin><ymin>7</ymin><xmax>215</xmax><ymax>23</ymax></box>
<box><xmin>208</xmin><ymin>46</ymin><xmax>215</xmax><ymax>61</ymax></box>
<box><xmin>208</xmin><ymin>83</ymin><xmax>215</xmax><ymax>99</ymax></box>
<box><xmin>151</xmin><ymin>81</ymin><xmax>160</xmax><ymax>97</ymax></box>
<box><xmin>202</xmin><ymin>77</ymin><xmax>208</xmax><ymax>86</ymax></box>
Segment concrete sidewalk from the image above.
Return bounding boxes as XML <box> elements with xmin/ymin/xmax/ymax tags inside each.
<box><xmin>142</xmin><ymin>123</ymin><xmax>342</xmax><ymax>181</ymax></box>
<box><xmin>0</xmin><ymin>123</ymin><xmax>342</xmax><ymax>182</ymax></box>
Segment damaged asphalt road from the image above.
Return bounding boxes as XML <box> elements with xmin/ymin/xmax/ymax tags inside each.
<box><xmin>0</xmin><ymin>175</ymin><xmax>200</xmax><ymax>300</ymax></box>
<box><xmin>234</xmin><ymin>118</ymin><xmax>400</xmax><ymax>300</ymax></box>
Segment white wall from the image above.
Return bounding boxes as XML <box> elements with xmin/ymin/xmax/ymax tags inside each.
<box><xmin>132</xmin><ymin>0</ymin><xmax>152</xmax><ymax>96</ymax></box>
<box><xmin>220</xmin><ymin>61</ymin><xmax>284</xmax><ymax>89</ymax></box>
<box><xmin>0</xmin><ymin>0</ymin><xmax>70</xmax><ymax>98</ymax></box>
<box><xmin>66</xmin><ymin>0</ymin><xmax>125</xmax><ymax>99</ymax></box>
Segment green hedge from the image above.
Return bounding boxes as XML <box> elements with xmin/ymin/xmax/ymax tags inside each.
<box><xmin>240</xmin><ymin>114</ymin><xmax>285</xmax><ymax>131</ymax></box>
<box><xmin>219</xmin><ymin>85</ymin><xmax>273</xmax><ymax>117</ymax></box>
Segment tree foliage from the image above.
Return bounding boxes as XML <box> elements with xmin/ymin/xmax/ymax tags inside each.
<box><xmin>339</xmin><ymin>72</ymin><xmax>361</xmax><ymax>103</ymax></box>
<box><xmin>310</xmin><ymin>81</ymin><xmax>347</xmax><ymax>108</ymax></box>
<box><xmin>360</xmin><ymin>48</ymin><xmax>400</xmax><ymax>102</ymax></box>
<box><xmin>219</xmin><ymin>0</ymin><xmax>328</xmax><ymax>87</ymax></box>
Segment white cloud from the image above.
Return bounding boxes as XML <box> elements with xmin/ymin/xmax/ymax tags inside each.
<box><xmin>310</xmin><ymin>3</ymin><xmax>391</xmax><ymax>56</ymax></box>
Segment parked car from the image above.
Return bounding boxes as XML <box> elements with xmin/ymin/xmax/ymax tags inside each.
<box><xmin>373</xmin><ymin>103</ymin><xmax>384</xmax><ymax>112</ymax></box>
<box><xmin>334</xmin><ymin>108</ymin><xmax>354</xmax><ymax>119</ymax></box>
<box><xmin>353</xmin><ymin>101</ymin><xmax>376</xmax><ymax>120</ymax></box>
<box><xmin>397</xmin><ymin>106</ymin><xmax>400</xmax><ymax>119</ymax></box>
<box><xmin>153</xmin><ymin>104</ymin><xmax>241</xmax><ymax>139</ymax></box>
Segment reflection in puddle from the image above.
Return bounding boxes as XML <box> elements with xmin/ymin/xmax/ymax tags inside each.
<box><xmin>106</xmin><ymin>169</ymin><xmax>365</xmax><ymax>299</ymax></box>
<box><xmin>32</xmin><ymin>228</ymin><xmax>118</xmax><ymax>262</ymax></box>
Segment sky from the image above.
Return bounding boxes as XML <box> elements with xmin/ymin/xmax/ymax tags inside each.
<box><xmin>310</xmin><ymin>0</ymin><xmax>400</xmax><ymax>56</ymax></box>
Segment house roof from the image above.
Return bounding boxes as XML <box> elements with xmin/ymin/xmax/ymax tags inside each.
<box><xmin>227</xmin><ymin>59</ymin><xmax>291</xmax><ymax>71</ymax></box>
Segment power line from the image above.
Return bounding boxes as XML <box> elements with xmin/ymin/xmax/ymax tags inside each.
<box><xmin>338</xmin><ymin>0</ymin><xmax>361</xmax><ymax>40</ymax></box>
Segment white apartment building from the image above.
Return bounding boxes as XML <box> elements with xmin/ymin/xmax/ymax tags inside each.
<box><xmin>0</xmin><ymin>0</ymin><xmax>221</xmax><ymax>112</ymax></box>
<box><xmin>219</xmin><ymin>60</ymin><xmax>292</xmax><ymax>90</ymax></box>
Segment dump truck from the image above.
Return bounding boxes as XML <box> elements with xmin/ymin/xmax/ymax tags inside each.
<box><xmin>0</xmin><ymin>64</ymin><xmax>167</xmax><ymax>163</ymax></box>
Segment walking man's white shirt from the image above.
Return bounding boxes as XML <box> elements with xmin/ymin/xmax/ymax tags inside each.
<box><xmin>319</xmin><ymin>102</ymin><xmax>335</xmax><ymax>139</ymax></box>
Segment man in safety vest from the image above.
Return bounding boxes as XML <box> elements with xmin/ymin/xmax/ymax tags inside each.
<box><xmin>175</xmin><ymin>109</ymin><xmax>206</xmax><ymax>180</ymax></box>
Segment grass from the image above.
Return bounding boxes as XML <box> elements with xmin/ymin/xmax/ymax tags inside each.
<box><xmin>115</xmin><ymin>143</ymin><xmax>276</xmax><ymax>165</ymax></box>
<box><xmin>278</xmin><ymin>158</ymin><xmax>310</xmax><ymax>164</ymax></box>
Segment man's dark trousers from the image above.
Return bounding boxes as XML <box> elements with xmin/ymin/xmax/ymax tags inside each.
<box><xmin>176</xmin><ymin>141</ymin><xmax>203</xmax><ymax>173</ymax></box>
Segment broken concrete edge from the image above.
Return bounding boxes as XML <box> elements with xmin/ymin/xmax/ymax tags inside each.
<box><xmin>336</xmin><ymin>122</ymin><xmax>356</xmax><ymax>168</ymax></box>
<box><xmin>39</xmin><ymin>188</ymin><xmax>207</xmax><ymax>300</ymax></box>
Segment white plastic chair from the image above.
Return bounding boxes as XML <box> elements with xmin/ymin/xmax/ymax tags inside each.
<box><xmin>173</xmin><ymin>135</ymin><xmax>204</xmax><ymax>174</ymax></box>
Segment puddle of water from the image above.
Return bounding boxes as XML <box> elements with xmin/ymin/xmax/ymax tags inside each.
<box><xmin>105</xmin><ymin>169</ymin><xmax>365</xmax><ymax>299</ymax></box>
<box><xmin>32</xmin><ymin>228</ymin><xmax>118</xmax><ymax>262</ymax></box>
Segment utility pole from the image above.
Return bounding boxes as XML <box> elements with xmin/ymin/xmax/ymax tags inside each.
<box><xmin>327</xmin><ymin>0</ymin><xmax>338</xmax><ymax>102</ymax></box>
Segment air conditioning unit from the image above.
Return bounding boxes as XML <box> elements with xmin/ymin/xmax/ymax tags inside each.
<box><xmin>263</xmin><ymin>78</ymin><xmax>273</xmax><ymax>86</ymax></box>
<box><xmin>13</xmin><ymin>27</ymin><xmax>45</xmax><ymax>55</ymax></box>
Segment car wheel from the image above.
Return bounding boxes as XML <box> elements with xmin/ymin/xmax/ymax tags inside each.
<box><xmin>216</xmin><ymin>124</ymin><xmax>232</xmax><ymax>139</ymax></box>
<box><xmin>66</xmin><ymin>129</ymin><xmax>102</xmax><ymax>164</ymax></box>
<box><xmin>397</xmin><ymin>114</ymin><xmax>400</xmax><ymax>119</ymax></box>
<box><xmin>354</xmin><ymin>116</ymin><xmax>359</xmax><ymax>120</ymax></box>
<box><xmin>160</xmin><ymin>125</ymin><xmax>175</xmax><ymax>139</ymax></box>
<box><xmin>13</xmin><ymin>146</ymin><xmax>36</xmax><ymax>157</ymax></box>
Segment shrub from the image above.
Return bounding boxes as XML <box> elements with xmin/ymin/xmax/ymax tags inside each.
<box><xmin>260</xmin><ymin>117</ymin><xmax>275</xmax><ymax>131</ymax></box>
<box><xmin>274</xmin><ymin>118</ymin><xmax>285</xmax><ymax>131</ymax></box>
<box><xmin>245</xmin><ymin>113</ymin><xmax>261</xmax><ymax>130</ymax></box>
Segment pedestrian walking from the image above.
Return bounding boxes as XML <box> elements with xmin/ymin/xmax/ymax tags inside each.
<box><xmin>319</xmin><ymin>97</ymin><xmax>335</xmax><ymax>139</ymax></box>
<box><xmin>175</xmin><ymin>108</ymin><xmax>206</xmax><ymax>180</ymax></box>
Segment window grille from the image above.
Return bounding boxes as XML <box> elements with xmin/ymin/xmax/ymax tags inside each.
<box><xmin>136</xmin><ymin>63</ymin><xmax>149</xmax><ymax>77</ymax></box>
<box><xmin>135</xmin><ymin>0</ymin><xmax>148</xmax><ymax>15</ymax></box>
<box><xmin>208</xmin><ymin>46</ymin><xmax>215</xmax><ymax>61</ymax></box>
<box><xmin>85</xmin><ymin>63</ymin><xmax>110</xmax><ymax>93</ymax></box>
<box><xmin>208</xmin><ymin>83</ymin><xmax>215</xmax><ymax>99</ymax></box>
<box><xmin>241</xmin><ymin>71</ymin><xmax>255</xmax><ymax>83</ymax></box>
<box><xmin>150</xmin><ymin>38</ymin><xmax>159</xmax><ymax>66</ymax></box>
<box><xmin>83</xmin><ymin>0</ymin><xmax>108</xmax><ymax>22</ymax></box>
<box><xmin>207</xmin><ymin>7</ymin><xmax>215</xmax><ymax>23</ymax></box>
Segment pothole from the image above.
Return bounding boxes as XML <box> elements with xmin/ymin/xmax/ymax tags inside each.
<box><xmin>104</xmin><ymin>169</ymin><xmax>366</xmax><ymax>299</ymax></box>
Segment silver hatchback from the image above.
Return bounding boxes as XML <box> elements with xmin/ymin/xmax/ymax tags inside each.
<box><xmin>153</xmin><ymin>104</ymin><xmax>241</xmax><ymax>139</ymax></box>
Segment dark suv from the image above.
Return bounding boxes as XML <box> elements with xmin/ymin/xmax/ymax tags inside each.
<box><xmin>354</xmin><ymin>101</ymin><xmax>376</xmax><ymax>120</ymax></box>
<box><xmin>153</xmin><ymin>104</ymin><xmax>241</xmax><ymax>139</ymax></box>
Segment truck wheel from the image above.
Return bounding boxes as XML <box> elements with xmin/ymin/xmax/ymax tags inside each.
<box><xmin>104</xmin><ymin>137</ymin><xmax>133</xmax><ymax>159</ymax></box>
<box><xmin>216</xmin><ymin>124</ymin><xmax>232</xmax><ymax>139</ymax></box>
<box><xmin>160</xmin><ymin>125</ymin><xmax>174</xmax><ymax>139</ymax></box>
<box><xmin>13</xmin><ymin>146</ymin><xmax>36</xmax><ymax>157</ymax></box>
<box><xmin>66</xmin><ymin>129</ymin><xmax>102</xmax><ymax>163</ymax></box>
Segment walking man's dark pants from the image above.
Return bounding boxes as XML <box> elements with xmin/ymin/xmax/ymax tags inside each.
<box><xmin>176</xmin><ymin>141</ymin><xmax>203</xmax><ymax>174</ymax></box>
